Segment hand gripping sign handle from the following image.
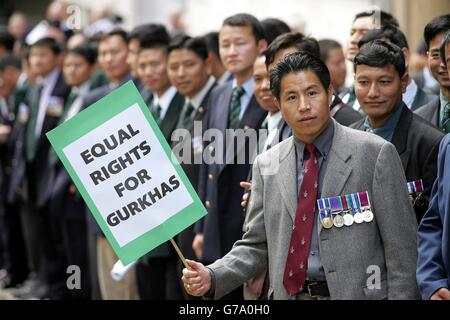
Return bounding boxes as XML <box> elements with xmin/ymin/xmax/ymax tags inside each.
<box><xmin>171</xmin><ymin>238</ymin><xmax>208</xmax><ymax>299</ymax></box>
<box><xmin>170</xmin><ymin>238</ymin><xmax>189</xmax><ymax>269</ymax></box>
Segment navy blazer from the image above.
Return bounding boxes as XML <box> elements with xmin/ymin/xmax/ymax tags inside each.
<box><xmin>195</xmin><ymin>81</ymin><xmax>267</xmax><ymax>263</ymax></box>
<box><xmin>417</xmin><ymin>134</ymin><xmax>450</xmax><ymax>299</ymax></box>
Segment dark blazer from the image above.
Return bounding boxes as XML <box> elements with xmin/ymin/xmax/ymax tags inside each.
<box><xmin>351</xmin><ymin>104</ymin><xmax>444</xmax><ymax>221</ymax></box>
<box><xmin>417</xmin><ymin>134</ymin><xmax>450</xmax><ymax>299</ymax></box>
<box><xmin>414</xmin><ymin>97</ymin><xmax>440</xmax><ymax>128</ymax></box>
<box><xmin>173</xmin><ymin>82</ymin><xmax>216</xmax><ymax>265</ymax></box>
<box><xmin>3</xmin><ymin>81</ymin><xmax>32</xmax><ymax>204</ymax></box>
<box><xmin>49</xmin><ymin>79</ymin><xmax>106</xmax><ymax>221</ymax></box>
<box><xmin>13</xmin><ymin>71</ymin><xmax>70</xmax><ymax>208</ymax></box>
<box><xmin>139</xmin><ymin>89</ymin><xmax>185</xmax><ymax>261</ymax></box>
<box><xmin>195</xmin><ymin>81</ymin><xmax>267</xmax><ymax>263</ymax></box>
<box><xmin>331</xmin><ymin>94</ymin><xmax>363</xmax><ymax>126</ymax></box>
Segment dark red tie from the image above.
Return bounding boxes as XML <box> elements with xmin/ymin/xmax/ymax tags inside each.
<box><xmin>283</xmin><ymin>144</ymin><xmax>319</xmax><ymax>296</ymax></box>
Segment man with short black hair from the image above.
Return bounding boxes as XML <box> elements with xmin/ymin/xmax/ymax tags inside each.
<box><xmin>415</xmin><ymin>14</ymin><xmax>450</xmax><ymax>132</ymax></box>
<box><xmin>182</xmin><ymin>51</ymin><xmax>419</xmax><ymax>300</ymax></box>
<box><xmin>193</xmin><ymin>13</ymin><xmax>267</xmax><ymax>300</ymax></box>
<box><xmin>351</xmin><ymin>40</ymin><xmax>444</xmax><ymax>222</ymax></box>
<box><xmin>358</xmin><ymin>25</ymin><xmax>436</xmax><ymax>110</ymax></box>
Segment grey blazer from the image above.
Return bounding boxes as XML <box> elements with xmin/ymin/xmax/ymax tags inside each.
<box><xmin>208</xmin><ymin>120</ymin><xmax>419</xmax><ymax>300</ymax></box>
<box><xmin>414</xmin><ymin>97</ymin><xmax>440</xmax><ymax>128</ymax></box>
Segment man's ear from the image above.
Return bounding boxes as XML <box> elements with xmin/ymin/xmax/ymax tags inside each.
<box><xmin>400</xmin><ymin>72</ymin><xmax>409</xmax><ymax>93</ymax></box>
<box><xmin>327</xmin><ymin>84</ymin><xmax>334</xmax><ymax>106</ymax></box>
<box><xmin>274</xmin><ymin>98</ymin><xmax>281</xmax><ymax>110</ymax></box>
<box><xmin>258</xmin><ymin>39</ymin><xmax>268</xmax><ymax>54</ymax></box>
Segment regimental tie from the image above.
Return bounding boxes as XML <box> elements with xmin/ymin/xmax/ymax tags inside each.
<box><xmin>441</xmin><ymin>102</ymin><xmax>450</xmax><ymax>133</ymax></box>
<box><xmin>229</xmin><ymin>86</ymin><xmax>244</xmax><ymax>129</ymax></box>
<box><xmin>151</xmin><ymin>102</ymin><xmax>162</xmax><ymax>123</ymax></box>
<box><xmin>182</xmin><ymin>100</ymin><xmax>195</xmax><ymax>129</ymax></box>
<box><xmin>283</xmin><ymin>144</ymin><xmax>319</xmax><ymax>296</ymax></box>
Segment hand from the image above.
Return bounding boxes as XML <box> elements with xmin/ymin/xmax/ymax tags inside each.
<box><xmin>240</xmin><ymin>181</ymin><xmax>252</xmax><ymax>208</ymax></box>
<box><xmin>430</xmin><ymin>287</ymin><xmax>450</xmax><ymax>300</ymax></box>
<box><xmin>182</xmin><ymin>259</ymin><xmax>211</xmax><ymax>297</ymax></box>
<box><xmin>0</xmin><ymin>125</ymin><xmax>11</xmax><ymax>144</ymax></box>
<box><xmin>192</xmin><ymin>234</ymin><xmax>204</xmax><ymax>260</ymax></box>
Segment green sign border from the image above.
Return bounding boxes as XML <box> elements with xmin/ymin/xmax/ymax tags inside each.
<box><xmin>47</xmin><ymin>81</ymin><xmax>206</xmax><ymax>265</ymax></box>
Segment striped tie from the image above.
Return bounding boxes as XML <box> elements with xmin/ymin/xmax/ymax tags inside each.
<box><xmin>229</xmin><ymin>86</ymin><xmax>244</xmax><ymax>129</ymax></box>
<box><xmin>441</xmin><ymin>102</ymin><xmax>450</xmax><ymax>133</ymax></box>
<box><xmin>182</xmin><ymin>101</ymin><xmax>195</xmax><ymax>129</ymax></box>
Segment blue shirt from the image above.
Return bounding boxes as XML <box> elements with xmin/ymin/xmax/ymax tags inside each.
<box><xmin>363</xmin><ymin>103</ymin><xmax>404</xmax><ymax>142</ymax></box>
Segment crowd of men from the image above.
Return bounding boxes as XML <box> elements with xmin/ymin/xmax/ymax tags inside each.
<box><xmin>0</xmin><ymin>1</ymin><xmax>449</xmax><ymax>300</ymax></box>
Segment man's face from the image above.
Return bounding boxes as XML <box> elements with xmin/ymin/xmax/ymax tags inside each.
<box><xmin>137</xmin><ymin>47</ymin><xmax>171</xmax><ymax>95</ymax></box>
<box><xmin>325</xmin><ymin>47</ymin><xmax>347</xmax><ymax>90</ymax></box>
<box><xmin>219</xmin><ymin>25</ymin><xmax>263</xmax><ymax>76</ymax></box>
<box><xmin>63</xmin><ymin>53</ymin><xmax>94</xmax><ymax>87</ymax></box>
<box><xmin>276</xmin><ymin>70</ymin><xmax>333</xmax><ymax>143</ymax></box>
<box><xmin>253</xmin><ymin>55</ymin><xmax>277</xmax><ymax>113</ymax></box>
<box><xmin>428</xmin><ymin>32</ymin><xmax>450</xmax><ymax>90</ymax></box>
<box><xmin>167</xmin><ymin>48</ymin><xmax>210</xmax><ymax>98</ymax></box>
<box><xmin>0</xmin><ymin>67</ymin><xmax>19</xmax><ymax>97</ymax></box>
<box><xmin>98</xmin><ymin>35</ymin><xmax>130</xmax><ymax>82</ymax></box>
<box><xmin>127</xmin><ymin>38</ymin><xmax>140</xmax><ymax>77</ymax></box>
<box><xmin>29</xmin><ymin>45</ymin><xmax>59</xmax><ymax>77</ymax></box>
<box><xmin>347</xmin><ymin>16</ymin><xmax>376</xmax><ymax>61</ymax></box>
<box><xmin>355</xmin><ymin>64</ymin><xmax>407</xmax><ymax>124</ymax></box>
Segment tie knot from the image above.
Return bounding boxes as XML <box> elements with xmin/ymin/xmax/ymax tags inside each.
<box><xmin>233</xmin><ymin>86</ymin><xmax>244</xmax><ymax>98</ymax></box>
<box><xmin>306</xmin><ymin>144</ymin><xmax>316</xmax><ymax>155</ymax></box>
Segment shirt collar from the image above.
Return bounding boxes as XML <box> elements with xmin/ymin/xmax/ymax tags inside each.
<box><xmin>363</xmin><ymin>103</ymin><xmax>404</xmax><ymax>141</ymax></box>
<box><xmin>294</xmin><ymin>118</ymin><xmax>334</xmax><ymax>162</ymax></box>
<box><xmin>232</xmin><ymin>77</ymin><xmax>254</xmax><ymax>97</ymax></box>
<box><xmin>267</xmin><ymin>111</ymin><xmax>283</xmax><ymax>132</ymax></box>
<box><xmin>153</xmin><ymin>86</ymin><xmax>178</xmax><ymax>114</ymax></box>
<box><xmin>72</xmin><ymin>80</ymin><xmax>91</xmax><ymax>97</ymax></box>
<box><xmin>189</xmin><ymin>76</ymin><xmax>215</xmax><ymax>109</ymax></box>
<box><xmin>37</xmin><ymin>68</ymin><xmax>60</xmax><ymax>87</ymax></box>
<box><xmin>217</xmin><ymin>70</ymin><xmax>232</xmax><ymax>85</ymax></box>
<box><xmin>403</xmin><ymin>80</ymin><xmax>418</xmax><ymax>109</ymax></box>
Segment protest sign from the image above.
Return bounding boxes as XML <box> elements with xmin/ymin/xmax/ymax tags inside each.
<box><xmin>47</xmin><ymin>81</ymin><xmax>206</xmax><ymax>265</ymax></box>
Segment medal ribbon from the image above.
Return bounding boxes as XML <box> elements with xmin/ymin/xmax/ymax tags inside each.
<box><xmin>357</xmin><ymin>191</ymin><xmax>370</xmax><ymax>209</ymax></box>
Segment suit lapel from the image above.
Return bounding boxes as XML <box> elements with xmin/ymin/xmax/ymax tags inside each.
<box><xmin>26</xmin><ymin>84</ymin><xmax>43</xmax><ymax>161</ymax></box>
<box><xmin>391</xmin><ymin>105</ymin><xmax>411</xmax><ymax>169</ymax></box>
<box><xmin>319</xmin><ymin>122</ymin><xmax>353</xmax><ymax>233</ymax></box>
<box><xmin>275</xmin><ymin>138</ymin><xmax>298</xmax><ymax>221</ymax></box>
<box><xmin>159</xmin><ymin>92</ymin><xmax>184</xmax><ymax>141</ymax></box>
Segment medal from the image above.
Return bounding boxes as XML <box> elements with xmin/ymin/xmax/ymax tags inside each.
<box><xmin>407</xmin><ymin>179</ymin><xmax>424</xmax><ymax>206</ymax></box>
<box><xmin>342</xmin><ymin>195</ymin><xmax>354</xmax><ymax>226</ymax></box>
<box><xmin>330</xmin><ymin>196</ymin><xmax>344</xmax><ymax>228</ymax></box>
<box><xmin>333</xmin><ymin>214</ymin><xmax>345</xmax><ymax>228</ymax></box>
<box><xmin>351</xmin><ymin>193</ymin><xmax>364</xmax><ymax>224</ymax></box>
<box><xmin>317</xmin><ymin>198</ymin><xmax>333</xmax><ymax>229</ymax></box>
<box><xmin>322</xmin><ymin>216</ymin><xmax>333</xmax><ymax>229</ymax></box>
<box><xmin>358</xmin><ymin>191</ymin><xmax>374</xmax><ymax>222</ymax></box>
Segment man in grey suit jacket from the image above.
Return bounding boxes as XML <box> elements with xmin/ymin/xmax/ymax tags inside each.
<box><xmin>182</xmin><ymin>52</ymin><xmax>419</xmax><ymax>300</ymax></box>
<box><xmin>414</xmin><ymin>14</ymin><xmax>450</xmax><ymax>131</ymax></box>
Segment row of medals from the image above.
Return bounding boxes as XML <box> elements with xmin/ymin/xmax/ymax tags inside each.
<box><xmin>321</xmin><ymin>208</ymin><xmax>374</xmax><ymax>229</ymax></box>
